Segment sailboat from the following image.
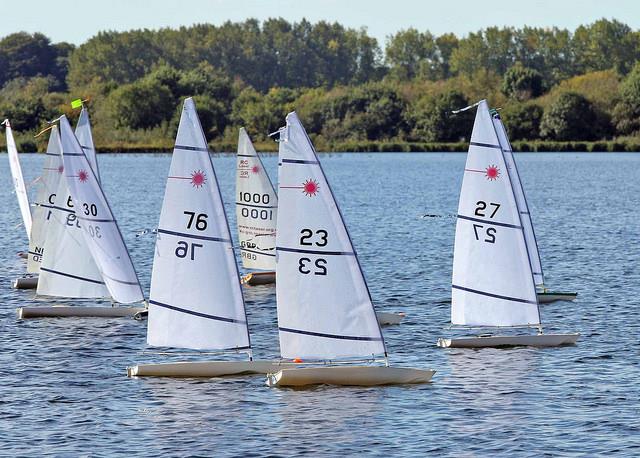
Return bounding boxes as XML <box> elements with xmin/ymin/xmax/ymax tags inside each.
<box><xmin>3</xmin><ymin>119</ymin><xmax>32</xmax><ymax>244</ymax></box>
<box><xmin>18</xmin><ymin>115</ymin><xmax>145</xmax><ymax>318</ymax></box>
<box><xmin>128</xmin><ymin>98</ymin><xmax>283</xmax><ymax>377</ymax></box>
<box><xmin>437</xmin><ymin>100</ymin><xmax>579</xmax><ymax>348</ymax></box>
<box><xmin>13</xmin><ymin>105</ymin><xmax>103</xmax><ymax>290</ymax></box>
<box><xmin>13</xmin><ymin>127</ymin><xmax>64</xmax><ymax>290</ymax></box>
<box><xmin>493</xmin><ymin>114</ymin><xmax>577</xmax><ymax>303</ymax></box>
<box><xmin>236</xmin><ymin>127</ymin><xmax>278</xmax><ymax>286</ymax></box>
<box><xmin>266</xmin><ymin>112</ymin><xmax>434</xmax><ymax>386</ymax></box>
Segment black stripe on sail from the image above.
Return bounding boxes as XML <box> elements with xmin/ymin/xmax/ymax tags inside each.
<box><xmin>39</xmin><ymin>204</ymin><xmax>74</xmax><ymax>214</ymax></box>
<box><xmin>279</xmin><ymin>327</ymin><xmax>383</xmax><ymax>342</ymax></box>
<box><xmin>241</xmin><ymin>247</ymin><xmax>276</xmax><ymax>257</ymax></box>
<box><xmin>470</xmin><ymin>141</ymin><xmax>502</xmax><ymax>150</ymax></box>
<box><xmin>457</xmin><ymin>214</ymin><xmax>522</xmax><ymax>230</ymax></box>
<box><xmin>80</xmin><ymin>145</ymin><xmax>92</xmax><ymax>150</ymax></box>
<box><xmin>77</xmin><ymin>216</ymin><xmax>115</xmax><ymax>223</ymax></box>
<box><xmin>63</xmin><ymin>152</ymin><xmax>85</xmax><ymax>156</ymax></box>
<box><xmin>277</xmin><ymin>246</ymin><xmax>355</xmax><ymax>256</ymax></box>
<box><xmin>452</xmin><ymin>284</ymin><xmax>537</xmax><ymax>304</ymax></box>
<box><xmin>40</xmin><ymin>267</ymin><xmax>105</xmax><ymax>285</ymax></box>
<box><xmin>157</xmin><ymin>228</ymin><xmax>231</xmax><ymax>243</ymax></box>
<box><xmin>45</xmin><ymin>152</ymin><xmax>60</xmax><ymax>156</ymax></box>
<box><xmin>237</xmin><ymin>154</ymin><xmax>255</xmax><ymax>158</ymax></box>
<box><xmin>235</xmin><ymin>202</ymin><xmax>277</xmax><ymax>209</ymax></box>
<box><xmin>281</xmin><ymin>159</ymin><xmax>319</xmax><ymax>165</ymax></box>
<box><xmin>101</xmin><ymin>272</ymin><xmax>140</xmax><ymax>286</ymax></box>
<box><xmin>149</xmin><ymin>300</ymin><xmax>246</xmax><ymax>324</ymax></box>
<box><xmin>174</xmin><ymin>144</ymin><xmax>210</xmax><ymax>153</ymax></box>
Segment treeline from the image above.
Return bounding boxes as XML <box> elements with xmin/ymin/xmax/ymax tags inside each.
<box><xmin>1</xmin><ymin>18</ymin><xmax>640</xmax><ymax>152</ymax></box>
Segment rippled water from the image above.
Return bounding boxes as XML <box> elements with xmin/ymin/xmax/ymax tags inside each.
<box><xmin>1</xmin><ymin>152</ymin><xmax>639</xmax><ymax>456</ymax></box>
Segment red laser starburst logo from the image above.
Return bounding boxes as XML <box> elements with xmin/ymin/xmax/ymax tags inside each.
<box><xmin>191</xmin><ymin>170</ymin><xmax>206</xmax><ymax>188</ymax></box>
<box><xmin>251</xmin><ymin>165</ymin><xmax>260</xmax><ymax>174</ymax></box>
<box><xmin>485</xmin><ymin>165</ymin><xmax>500</xmax><ymax>180</ymax></box>
<box><xmin>302</xmin><ymin>179</ymin><xmax>319</xmax><ymax>197</ymax></box>
<box><xmin>78</xmin><ymin>169</ymin><xmax>89</xmax><ymax>182</ymax></box>
<box><xmin>57</xmin><ymin>165</ymin><xmax>64</xmax><ymax>174</ymax></box>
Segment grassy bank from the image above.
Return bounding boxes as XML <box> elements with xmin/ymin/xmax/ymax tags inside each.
<box><xmin>8</xmin><ymin>139</ymin><xmax>640</xmax><ymax>154</ymax></box>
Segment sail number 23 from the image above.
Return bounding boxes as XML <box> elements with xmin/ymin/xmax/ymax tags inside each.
<box><xmin>473</xmin><ymin>201</ymin><xmax>500</xmax><ymax>244</ymax></box>
<box><xmin>298</xmin><ymin>229</ymin><xmax>328</xmax><ymax>275</ymax></box>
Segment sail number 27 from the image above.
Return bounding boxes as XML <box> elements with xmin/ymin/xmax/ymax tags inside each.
<box><xmin>473</xmin><ymin>201</ymin><xmax>500</xmax><ymax>244</ymax></box>
<box><xmin>298</xmin><ymin>229</ymin><xmax>328</xmax><ymax>275</ymax></box>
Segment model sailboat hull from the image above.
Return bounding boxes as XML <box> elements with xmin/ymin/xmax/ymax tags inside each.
<box><xmin>537</xmin><ymin>292</ymin><xmax>578</xmax><ymax>303</ymax></box>
<box><xmin>266</xmin><ymin>366</ymin><xmax>435</xmax><ymax>387</ymax></box>
<box><xmin>18</xmin><ymin>305</ymin><xmax>146</xmax><ymax>319</ymax></box>
<box><xmin>437</xmin><ymin>333</ymin><xmax>579</xmax><ymax>348</ymax></box>
<box><xmin>12</xmin><ymin>276</ymin><xmax>38</xmax><ymax>289</ymax></box>
<box><xmin>241</xmin><ymin>271</ymin><xmax>276</xmax><ymax>285</ymax></box>
<box><xmin>128</xmin><ymin>360</ymin><xmax>285</xmax><ymax>377</ymax></box>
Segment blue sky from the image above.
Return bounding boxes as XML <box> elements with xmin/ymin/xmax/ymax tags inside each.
<box><xmin>2</xmin><ymin>0</ymin><xmax>638</xmax><ymax>47</ymax></box>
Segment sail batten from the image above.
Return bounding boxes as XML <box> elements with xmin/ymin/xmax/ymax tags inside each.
<box><xmin>236</xmin><ymin>128</ymin><xmax>278</xmax><ymax>271</ymax></box>
<box><xmin>147</xmin><ymin>98</ymin><xmax>250</xmax><ymax>351</ymax></box>
<box><xmin>275</xmin><ymin>112</ymin><xmax>386</xmax><ymax>360</ymax></box>
<box><xmin>451</xmin><ymin>100</ymin><xmax>540</xmax><ymax>328</ymax></box>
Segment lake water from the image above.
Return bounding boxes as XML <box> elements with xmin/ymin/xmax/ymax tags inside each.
<box><xmin>1</xmin><ymin>152</ymin><xmax>639</xmax><ymax>456</ymax></box>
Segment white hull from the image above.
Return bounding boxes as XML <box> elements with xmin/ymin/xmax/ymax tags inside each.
<box><xmin>127</xmin><ymin>360</ymin><xmax>285</xmax><ymax>377</ymax></box>
<box><xmin>266</xmin><ymin>365</ymin><xmax>435</xmax><ymax>387</ymax></box>
<box><xmin>437</xmin><ymin>333</ymin><xmax>580</xmax><ymax>348</ymax></box>
<box><xmin>241</xmin><ymin>271</ymin><xmax>276</xmax><ymax>286</ymax></box>
<box><xmin>537</xmin><ymin>292</ymin><xmax>578</xmax><ymax>303</ymax></box>
<box><xmin>376</xmin><ymin>311</ymin><xmax>405</xmax><ymax>325</ymax></box>
<box><xmin>18</xmin><ymin>306</ymin><xmax>146</xmax><ymax>319</ymax></box>
<box><xmin>13</xmin><ymin>276</ymin><xmax>38</xmax><ymax>289</ymax></box>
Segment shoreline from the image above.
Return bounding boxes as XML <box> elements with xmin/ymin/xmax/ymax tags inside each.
<box><xmin>5</xmin><ymin>139</ymin><xmax>640</xmax><ymax>154</ymax></box>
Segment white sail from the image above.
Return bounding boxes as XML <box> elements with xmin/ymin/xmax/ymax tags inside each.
<box><xmin>275</xmin><ymin>112</ymin><xmax>386</xmax><ymax>360</ymax></box>
<box><xmin>3</xmin><ymin>119</ymin><xmax>32</xmax><ymax>239</ymax></box>
<box><xmin>27</xmin><ymin>126</ymin><xmax>63</xmax><ymax>273</ymax></box>
<box><xmin>236</xmin><ymin>128</ymin><xmax>277</xmax><ymax>271</ymax></box>
<box><xmin>37</xmin><ymin>162</ymin><xmax>110</xmax><ymax>299</ymax></box>
<box><xmin>75</xmin><ymin>107</ymin><xmax>100</xmax><ymax>182</ymax></box>
<box><xmin>451</xmin><ymin>100</ymin><xmax>540</xmax><ymax>327</ymax></box>
<box><xmin>492</xmin><ymin>115</ymin><xmax>545</xmax><ymax>287</ymax></box>
<box><xmin>147</xmin><ymin>98</ymin><xmax>250</xmax><ymax>351</ymax></box>
<box><xmin>58</xmin><ymin>115</ymin><xmax>143</xmax><ymax>304</ymax></box>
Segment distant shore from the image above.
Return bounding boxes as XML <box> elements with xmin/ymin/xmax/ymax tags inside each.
<box><xmin>7</xmin><ymin>138</ymin><xmax>640</xmax><ymax>154</ymax></box>
<box><xmin>11</xmin><ymin>139</ymin><xmax>639</xmax><ymax>154</ymax></box>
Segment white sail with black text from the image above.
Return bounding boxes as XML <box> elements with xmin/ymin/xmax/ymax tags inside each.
<box><xmin>75</xmin><ymin>107</ymin><xmax>100</xmax><ymax>183</ymax></box>
<box><xmin>236</xmin><ymin>128</ymin><xmax>277</xmax><ymax>285</ymax></box>
<box><xmin>493</xmin><ymin>114</ymin><xmax>577</xmax><ymax>303</ymax></box>
<box><xmin>26</xmin><ymin>126</ymin><xmax>63</xmax><ymax>274</ymax></box>
<box><xmin>266</xmin><ymin>112</ymin><xmax>434</xmax><ymax>386</ymax></box>
<box><xmin>59</xmin><ymin>115</ymin><xmax>143</xmax><ymax>304</ymax></box>
<box><xmin>3</xmin><ymin>119</ymin><xmax>32</xmax><ymax>240</ymax></box>
<box><xmin>128</xmin><ymin>98</ymin><xmax>283</xmax><ymax>378</ymax></box>
<box><xmin>437</xmin><ymin>100</ymin><xmax>578</xmax><ymax>348</ymax></box>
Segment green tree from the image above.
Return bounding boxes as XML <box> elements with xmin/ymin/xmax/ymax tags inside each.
<box><xmin>407</xmin><ymin>91</ymin><xmax>473</xmax><ymax>142</ymax></box>
<box><xmin>107</xmin><ymin>79</ymin><xmax>174</xmax><ymax>129</ymax></box>
<box><xmin>385</xmin><ymin>28</ymin><xmax>438</xmax><ymax>80</ymax></box>
<box><xmin>612</xmin><ymin>62</ymin><xmax>640</xmax><ymax>135</ymax></box>
<box><xmin>501</xmin><ymin>103</ymin><xmax>543</xmax><ymax>140</ymax></box>
<box><xmin>540</xmin><ymin>92</ymin><xmax>599</xmax><ymax>140</ymax></box>
<box><xmin>502</xmin><ymin>63</ymin><xmax>544</xmax><ymax>100</ymax></box>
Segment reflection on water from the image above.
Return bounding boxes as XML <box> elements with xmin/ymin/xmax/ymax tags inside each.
<box><xmin>1</xmin><ymin>152</ymin><xmax>639</xmax><ymax>455</ymax></box>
